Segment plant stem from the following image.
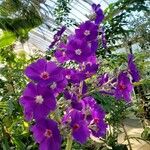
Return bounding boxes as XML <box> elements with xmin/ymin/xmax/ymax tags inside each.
<box><xmin>79</xmin><ymin>81</ymin><xmax>83</xmax><ymax>96</ymax></box>
<box><xmin>65</xmin><ymin>135</ymin><xmax>73</xmax><ymax>150</ymax></box>
<box><xmin>121</xmin><ymin>123</ymin><xmax>132</xmax><ymax>150</ymax></box>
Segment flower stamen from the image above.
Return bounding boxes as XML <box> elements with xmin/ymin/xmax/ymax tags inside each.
<box><xmin>44</xmin><ymin>129</ymin><xmax>53</xmax><ymax>138</ymax></box>
<box><xmin>50</xmin><ymin>82</ymin><xmax>57</xmax><ymax>90</ymax></box>
<box><xmin>84</xmin><ymin>30</ymin><xmax>90</xmax><ymax>36</ymax></box>
<box><xmin>73</xmin><ymin>123</ymin><xmax>80</xmax><ymax>131</ymax></box>
<box><xmin>75</xmin><ymin>49</ymin><xmax>82</xmax><ymax>55</ymax></box>
<box><xmin>40</xmin><ymin>71</ymin><xmax>49</xmax><ymax>80</ymax></box>
<box><xmin>35</xmin><ymin>95</ymin><xmax>44</xmax><ymax>104</ymax></box>
<box><xmin>119</xmin><ymin>83</ymin><xmax>126</xmax><ymax>90</ymax></box>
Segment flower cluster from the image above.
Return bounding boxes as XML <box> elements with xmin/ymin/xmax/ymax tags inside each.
<box><xmin>49</xmin><ymin>26</ymin><xmax>66</xmax><ymax>49</ymax></box>
<box><xmin>97</xmin><ymin>54</ymin><xmax>140</xmax><ymax>102</ymax></box>
<box><xmin>19</xmin><ymin>3</ymin><xmax>140</xmax><ymax>150</ymax></box>
<box><xmin>62</xmin><ymin>96</ymin><xmax>107</xmax><ymax>143</ymax></box>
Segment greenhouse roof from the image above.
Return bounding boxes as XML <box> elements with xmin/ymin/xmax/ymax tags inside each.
<box><xmin>19</xmin><ymin>0</ymin><xmax>117</xmax><ymax>53</ymax></box>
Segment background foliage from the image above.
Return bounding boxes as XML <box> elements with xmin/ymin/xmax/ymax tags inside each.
<box><xmin>0</xmin><ymin>0</ymin><xmax>150</xmax><ymax>149</ymax></box>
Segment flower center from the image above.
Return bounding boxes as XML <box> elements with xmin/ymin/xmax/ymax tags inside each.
<box><xmin>50</xmin><ymin>82</ymin><xmax>57</xmax><ymax>89</ymax></box>
<box><xmin>44</xmin><ymin>129</ymin><xmax>52</xmax><ymax>138</ymax></box>
<box><xmin>40</xmin><ymin>71</ymin><xmax>49</xmax><ymax>80</ymax></box>
<box><xmin>86</xmin><ymin>71</ymin><xmax>90</xmax><ymax>75</ymax></box>
<box><xmin>88</xmin><ymin>42</ymin><xmax>91</xmax><ymax>47</ymax></box>
<box><xmin>66</xmin><ymin>75</ymin><xmax>71</xmax><ymax>79</ymax></box>
<box><xmin>35</xmin><ymin>95</ymin><xmax>44</xmax><ymax>104</ymax></box>
<box><xmin>119</xmin><ymin>83</ymin><xmax>126</xmax><ymax>90</ymax></box>
<box><xmin>62</xmin><ymin>51</ymin><xmax>66</xmax><ymax>57</ymax></box>
<box><xmin>75</xmin><ymin>49</ymin><xmax>82</xmax><ymax>55</ymax></box>
<box><xmin>73</xmin><ymin>123</ymin><xmax>80</xmax><ymax>131</ymax></box>
<box><xmin>84</xmin><ymin>30</ymin><xmax>90</xmax><ymax>36</ymax></box>
<box><xmin>94</xmin><ymin>117</ymin><xmax>99</xmax><ymax>124</ymax></box>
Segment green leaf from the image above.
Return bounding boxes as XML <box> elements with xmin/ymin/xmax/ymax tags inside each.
<box><xmin>112</xmin><ymin>144</ymin><xmax>128</xmax><ymax>150</ymax></box>
<box><xmin>12</xmin><ymin>136</ymin><xmax>26</xmax><ymax>150</ymax></box>
<box><xmin>1</xmin><ymin>137</ymin><xmax>10</xmax><ymax>150</ymax></box>
<box><xmin>0</xmin><ymin>101</ymin><xmax>8</xmax><ymax>109</ymax></box>
<box><xmin>0</xmin><ymin>31</ymin><xmax>16</xmax><ymax>49</ymax></box>
<box><xmin>141</xmin><ymin>127</ymin><xmax>150</xmax><ymax>140</ymax></box>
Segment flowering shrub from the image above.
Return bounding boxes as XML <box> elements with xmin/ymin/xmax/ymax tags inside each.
<box><xmin>19</xmin><ymin>3</ymin><xmax>140</xmax><ymax>150</ymax></box>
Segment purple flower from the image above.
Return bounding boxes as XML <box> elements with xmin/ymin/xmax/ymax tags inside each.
<box><xmin>64</xmin><ymin>89</ymin><xmax>72</xmax><ymax>100</ymax></box>
<box><xmin>128</xmin><ymin>54</ymin><xmax>140</xmax><ymax>82</ymax></box>
<box><xmin>81</xmin><ymin>97</ymin><xmax>107</xmax><ymax>137</ymax></box>
<box><xmin>81</xmin><ymin>96</ymin><xmax>99</xmax><ymax>122</ymax></box>
<box><xmin>98</xmin><ymin>75</ymin><xmax>117</xmax><ymax>97</ymax></box>
<box><xmin>71</xmin><ymin>100</ymin><xmax>83</xmax><ymax>111</ymax></box>
<box><xmin>92</xmin><ymin>3</ymin><xmax>104</xmax><ymax>24</ymax></box>
<box><xmin>62</xmin><ymin>109</ymin><xmax>90</xmax><ymax>144</ymax></box>
<box><xmin>82</xmin><ymin>96</ymin><xmax>97</xmax><ymax>108</ymax></box>
<box><xmin>90</xmin><ymin>40</ymin><xmax>99</xmax><ymax>52</ymax></box>
<box><xmin>55</xmin><ymin>26</ymin><xmax>66</xmax><ymax>39</ymax></box>
<box><xmin>49</xmin><ymin>26</ymin><xmax>66</xmax><ymax>48</ymax></box>
<box><xmin>54</xmin><ymin>43</ymin><xmax>69</xmax><ymax>63</ymax></box>
<box><xmin>20</xmin><ymin>82</ymin><xmax>56</xmax><ymax>121</ymax></box>
<box><xmin>87</xmin><ymin>55</ymin><xmax>97</xmax><ymax>64</ymax></box>
<box><xmin>23</xmin><ymin>108</ymin><xmax>33</xmax><ymax>121</ymax></box>
<box><xmin>70</xmin><ymin>110</ymin><xmax>90</xmax><ymax>144</ymax></box>
<box><xmin>90</xmin><ymin>105</ymin><xmax>107</xmax><ymax>137</ymax></box>
<box><xmin>62</xmin><ymin>108</ymin><xmax>73</xmax><ymax>124</ymax></box>
<box><xmin>70</xmin><ymin>93</ymin><xmax>83</xmax><ymax>111</ymax></box>
<box><xmin>54</xmin><ymin>49</ymin><xmax>69</xmax><ymax>63</ymax></box>
<box><xmin>82</xmin><ymin>81</ymin><xmax>88</xmax><ymax>95</ymax></box>
<box><xmin>64</xmin><ymin>69</ymin><xmax>85</xmax><ymax>83</ymax></box>
<box><xmin>25</xmin><ymin>59</ymin><xmax>64</xmax><ymax>84</ymax></box>
<box><xmin>31</xmin><ymin>119</ymin><xmax>61</xmax><ymax>150</ymax></box>
<box><xmin>81</xmin><ymin>97</ymin><xmax>97</xmax><ymax>122</ymax></box>
<box><xmin>66</xmin><ymin>37</ymin><xmax>92</xmax><ymax>63</ymax></box>
<box><xmin>115</xmin><ymin>72</ymin><xmax>133</xmax><ymax>102</ymax></box>
<box><xmin>75</xmin><ymin>21</ymin><xmax>98</xmax><ymax>41</ymax></box>
<box><xmin>49</xmin><ymin>79</ymin><xmax>68</xmax><ymax>96</ymax></box>
<box><xmin>98</xmin><ymin>73</ymin><xmax>109</xmax><ymax>86</ymax></box>
<box><xmin>64</xmin><ymin>89</ymin><xmax>83</xmax><ymax>110</ymax></box>
<box><xmin>82</xmin><ymin>63</ymin><xmax>99</xmax><ymax>78</ymax></box>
